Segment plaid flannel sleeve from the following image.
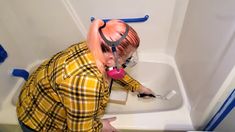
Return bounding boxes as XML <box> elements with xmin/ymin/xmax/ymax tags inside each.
<box><xmin>59</xmin><ymin>74</ymin><xmax>103</xmax><ymax>131</ymax></box>
<box><xmin>114</xmin><ymin>73</ymin><xmax>141</xmax><ymax>92</ymax></box>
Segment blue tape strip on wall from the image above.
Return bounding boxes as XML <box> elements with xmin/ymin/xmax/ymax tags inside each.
<box><xmin>90</xmin><ymin>15</ymin><xmax>149</xmax><ymax>23</ymax></box>
<box><xmin>203</xmin><ymin>89</ymin><xmax>235</xmax><ymax>131</ymax></box>
<box><xmin>0</xmin><ymin>44</ymin><xmax>8</xmax><ymax>63</ymax></box>
<box><xmin>12</xmin><ymin>69</ymin><xmax>29</xmax><ymax>81</ymax></box>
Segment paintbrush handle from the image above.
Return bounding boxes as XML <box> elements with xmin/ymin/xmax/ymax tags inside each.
<box><xmin>137</xmin><ymin>93</ymin><xmax>156</xmax><ymax>98</ymax></box>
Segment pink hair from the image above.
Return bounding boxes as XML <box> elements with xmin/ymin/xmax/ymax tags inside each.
<box><xmin>87</xmin><ymin>19</ymin><xmax>140</xmax><ymax>73</ymax></box>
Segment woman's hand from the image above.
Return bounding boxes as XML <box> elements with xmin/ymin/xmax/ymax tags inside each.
<box><xmin>101</xmin><ymin>117</ymin><xmax>118</xmax><ymax>132</ymax></box>
<box><xmin>137</xmin><ymin>85</ymin><xmax>156</xmax><ymax>98</ymax></box>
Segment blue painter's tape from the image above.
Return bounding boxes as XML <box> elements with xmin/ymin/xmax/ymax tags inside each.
<box><xmin>12</xmin><ymin>69</ymin><xmax>29</xmax><ymax>81</ymax></box>
<box><xmin>203</xmin><ymin>89</ymin><xmax>235</xmax><ymax>131</ymax></box>
<box><xmin>91</xmin><ymin>15</ymin><xmax>149</xmax><ymax>23</ymax></box>
<box><xmin>0</xmin><ymin>44</ymin><xmax>8</xmax><ymax>63</ymax></box>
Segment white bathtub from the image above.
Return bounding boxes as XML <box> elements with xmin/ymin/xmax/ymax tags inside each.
<box><xmin>0</xmin><ymin>56</ymin><xmax>194</xmax><ymax>131</ymax></box>
<box><xmin>106</xmin><ymin>61</ymin><xmax>183</xmax><ymax>114</ymax></box>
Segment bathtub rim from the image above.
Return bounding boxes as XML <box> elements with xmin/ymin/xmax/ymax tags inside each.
<box><xmin>10</xmin><ymin>56</ymin><xmax>191</xmax><ymax>111</ymax></box>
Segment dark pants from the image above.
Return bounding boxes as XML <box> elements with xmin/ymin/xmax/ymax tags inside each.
<box><xmin>18</xmin><ymin>120</ymin><xmax>35</xmax><ymax>132</ymax></box>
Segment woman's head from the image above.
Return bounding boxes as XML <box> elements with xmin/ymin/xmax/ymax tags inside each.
<box><xmin>87</xmin><ymin>19</ymin><xmax>140</xmax><ymax>73</ymax></box>
<box><xmin>99</xmin><ymin>20</ymin><xmax>139</xmax><ymax>56</ymax></box>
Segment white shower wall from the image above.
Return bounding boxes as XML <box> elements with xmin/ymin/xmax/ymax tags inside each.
<box><xmin>175</xmin><ymin>0</ymin><xmax>235</xmax><ymax>129</ymax></box>
<box><xmin>66</xmin><ymin>0</ymin><xmax>188</xmax><ymax>57</ymax></box>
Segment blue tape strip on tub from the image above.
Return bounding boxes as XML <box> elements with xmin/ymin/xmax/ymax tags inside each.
<box><xmin>12</xmin><ymin>69</ymin><xmax>29</xmax><ymax>81</ymax></box>
<box><xmin>0</xmin><ymin>44</ymin><xmax>8</xmax><ymax>63</ymax></box>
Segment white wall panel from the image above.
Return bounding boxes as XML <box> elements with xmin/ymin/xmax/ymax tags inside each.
<box><xmin>175</xmin><ymin>0</ymin><xmax>235</xmax><ymax>129</ymax></box>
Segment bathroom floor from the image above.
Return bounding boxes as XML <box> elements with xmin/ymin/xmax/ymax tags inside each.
<box><xmin>0</xmin><ymin>124</ymin><xmax>21</xmax><ymax>132</ymax></box>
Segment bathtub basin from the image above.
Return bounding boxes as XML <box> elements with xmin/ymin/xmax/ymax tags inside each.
<box><xmin>0</xmin><ymin>59</ymin><xmax>193</xmax><ymax>131</ymax></box>
<box><xmin>106</xmin><ymin>61</ymin><xmax>183</xmax><ymax>114</ymax></box>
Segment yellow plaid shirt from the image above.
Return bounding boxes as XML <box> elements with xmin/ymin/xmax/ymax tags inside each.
<box><xmin>17</xmin><ymin>41</ymin><xmax>141</xmax><ymax>131</ymax></box>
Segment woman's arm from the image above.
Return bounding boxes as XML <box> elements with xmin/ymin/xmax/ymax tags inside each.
<box><xmin>114</xmin><ymin>73</ymin><xmax>141</xmax><ymax>92</ymax></box>
<box><xmin>114</xmin><ymin>73</ymin><xmax>155</xmax><ymax>95</ymax></box>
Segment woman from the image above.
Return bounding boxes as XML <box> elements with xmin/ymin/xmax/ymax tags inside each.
<box><xmin>17</xmin><ymin>19</ymin><xmax>155</xmax><ymax>131</ymax></box>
